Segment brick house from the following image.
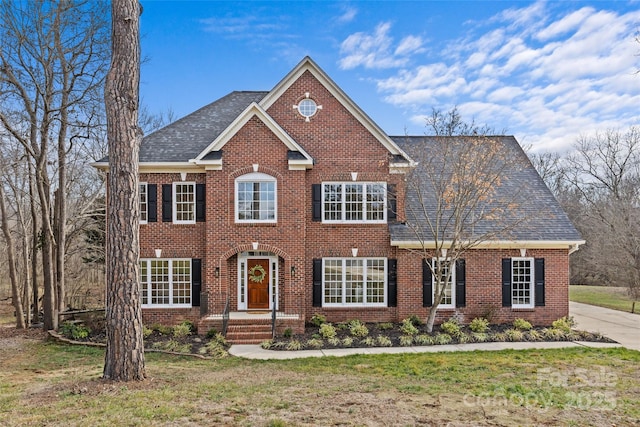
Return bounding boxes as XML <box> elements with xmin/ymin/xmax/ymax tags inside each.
<box><xmin>94</xmin><ymin>57</ymin><xmax>583</xmax><ymax>342</ymax></box>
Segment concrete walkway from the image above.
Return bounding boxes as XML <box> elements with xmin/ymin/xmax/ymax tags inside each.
<box><xmin>228</xmin><ymin>302</ymin><xmax>638</xmax><ymax>359</ymax></box>
<box><xmin>570</xmin><ymin>301</ymin><xmax>640</xmax><ymax>351</ymax></box>
<box><xmin>229</xmin><ymin>340</ymin><xmax>621</xmax><ymax>360</ymax></box>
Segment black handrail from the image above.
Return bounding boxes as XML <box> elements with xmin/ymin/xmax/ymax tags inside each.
<box><xmin>221</xmin><ymin>297</ymin><xmax>230</xmax><ymax>337</ymax></box>
<box><xmin>271</xmin><ymin>295</ymin><xmax>277</xmax><ymax>339</ymax></box>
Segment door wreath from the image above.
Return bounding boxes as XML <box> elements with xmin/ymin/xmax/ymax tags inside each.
<box><xmin>248</xmin><ymin>264</ymin><xmax>267</xmax><ymax>283</ymax></box>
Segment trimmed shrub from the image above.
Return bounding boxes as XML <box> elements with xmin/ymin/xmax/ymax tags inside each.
<box><xmin>434</xmin><ymin>333</ymin><xmax>452</xmax><ymax>345</ymax></box>
<box><xmin>376</xmin><ymin>335</ymin><xmax>393</xmax><ymax>347</ymax></box>
<box><xmin>407</xmin><ymin>314</ymin><xmax>424</xmax><ymax>327</ymax></box>
<box><xmin>310</xmin><ymin>314</ymin><xmax>326</xmax><ymax>327</ymax></box>
<box><xmin>552</xmin><ymin>316</ymin><xmax>575</xmax><ymax>333</ymax></box>
<box><xmin>513</xmin><ymin>318</ymin><xmax>532</xmax><ymax>331</ymax></box>
<box><xmin>472</xmin><ymin>332</ymin><xmax>489</xmax><ymax>343</ymax></box>
<box><xmin>440</xmin><ymin>319</ymin><xmax>461</xmax><ymax>337</ymax></box>
<box><xmin>286</xmin><ymin>340</ymin><xmax>304</xmax><ymax>351</ymax></box>
<box><xmin>319</xmin><ymin>323</ymin><xmax>337</xmax><ymax>339</ymax></box>
<box><xmin>306</xmin><ymin>338</ymin><xmax>324</xmax><ymax>349</ymax></box>
<box><xmin>360</xmin><ymin>337</ymin><xmax>376</xmax><ymax>347</ymax></box>
<box><xmin>469</xmin><ymin>317</ymin><xmax>490</xmax><ymax>333</ymax></box>
<box><xmin>414</xmin><ymin>334</ymin><xmax>434</xmax><ymax>346</ymax></box>
<box><xmin>377</xmin><ymin>322</ymin><xmax>394</xmax><ymax>331</ymax></box>
<box><xmin>348</xmin><ymin>319</ymin><xmax>369</xmax><ymax>337</ymax></box>
<box><xmin>173</xmin><ymin>322</ymin><xmax>192</xmax><ymax>338</ymax></box>
<box><xmin>504</xmin><ymin>328</ymin><xmax>524</xmax><ymax>342</ymax></box>
<box><xmin>341</xmin><ymin>337</ymin><xmax>354</xmax><ymax>347</ymax></box>
<box><xmin>400</xmin><ymin>318</ymin><xmax>419</xmax><ymax>336</ymax></box>
<box><xmin>399</xmin><ymin>335</ymin><xmax>414</xmax><ymax>346</ymax></box>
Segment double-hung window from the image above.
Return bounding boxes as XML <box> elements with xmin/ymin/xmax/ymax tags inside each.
<box><xmin>322</xmin><ymin>258</ymin><xmax>386</xmax><ymax>306</ymax></box>
<box><xmin>139</xmin><ymin>182</ymin><xmax>148</xmax><ymax>224</ymax></box>
<box><xmin>511</xmin><ymin>257</ymin><xmax>534</xmax><ymax>308</ymax></box>
<box><xmin>322</xmin><ymin>182</ymin><xmax>386</xmax><ymax>223</ymax></box>
<box><xmin>140</xmin><ymin>259</ymin><xmax>191</xmax><ymax>307</ymax></box>
<box><xmin>173</xmin><ymin>182</ymin><xmax>195</xmax><ymax>224</ymax></box>
<box><xmin>235</xmin><ymin>173</ymin><xmax>276</xmax><ymax>223</ymax></box>
<box><xmin>432</xmin><ymin>258</ymin><xmax>455</xmax><ymax>308</ymax></box>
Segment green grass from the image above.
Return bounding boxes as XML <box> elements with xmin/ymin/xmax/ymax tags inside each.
<box><xmin>1</xmin><ymin>338</ymin><xmax>639</xmax><ymax>426</ymax></box>
<box><xmin>570</xmin><ymin>285</ymin><xmax>638</xmax><ymax>313</ymax></box>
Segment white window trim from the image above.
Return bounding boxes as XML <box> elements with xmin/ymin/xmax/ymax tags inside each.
<box><xmin>140</xmin><ymin>258</ymin><xmax>192</xmax><ymax>308</ymax></box>
<box><xmin>235</xmin><ymin>172</ymin><xmax>277</xmax><ymax>224</ymax></box>
<box><xmin>173</xmin><ymin>182</ymin><xmax>196</xmax><ymax>224</ymax></box>
<box><xmin>511</xmin><ymin>257</ymin><xmax>534</xmax><ymax>309</ymax></box>
<box><xmin>322</xmin><ymin>257</ymin><xmax>387</xmax><ymax>307</ymax></box>
<box><xmin>432</xmin><ymin>257</ymin><xmax>455</xmax><ymax>309</ymax></box>
<box><xmin>237</xmin><ymin>253</ymin><xmax>279</xmax><ymax>311</ymax></box>
<box><xmin>321</xmin><ymin>182</ymin><xmax>387</xmax><ymax>224</ymax></box>
<box><xmin>139</xmin><ymin>182</ymin><xmax>148</xmax><ymax>225</ymax></box>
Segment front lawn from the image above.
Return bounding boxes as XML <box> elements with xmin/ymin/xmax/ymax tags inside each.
<box><xmin>1</xmin><ymin>328</ymin><xmax>638</xmax><ymax>426</ymax></box>
<box><xmin>570</xmin><ymin>285</ymin><xmax>638</xmax><ymax>313</ymax></box>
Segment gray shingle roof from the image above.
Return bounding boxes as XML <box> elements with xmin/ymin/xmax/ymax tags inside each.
<box><xmin>389</xmin><ymin>135</ymin><xmax>582</xmax><ymax>243</ymax></box>
<box><xmin>139</xmin><ymin>91</ymin><xmax>267</xmax><ymax>163</ymax></box>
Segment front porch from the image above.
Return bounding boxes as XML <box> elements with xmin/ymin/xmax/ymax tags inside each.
<box><xmin>198</xmin><ymin>312</ymin><xmax>305</xmax><ymax>344</ymax></box>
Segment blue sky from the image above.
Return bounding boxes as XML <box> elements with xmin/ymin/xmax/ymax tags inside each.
<box><xmin>139</xmin><ymin>0</ymin><xmax>640</xmax><ymax>153</ymax></box>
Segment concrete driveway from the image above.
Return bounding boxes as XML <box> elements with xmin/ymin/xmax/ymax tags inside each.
<box><xmin>570</xmin><ymin>301</ymin><xmax>640</xmax><ymax>351</ymax></box>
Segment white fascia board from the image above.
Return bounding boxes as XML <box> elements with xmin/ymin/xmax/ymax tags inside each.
<box><xmin>391</xmin><ymin>239</ymin><xmax>586</xmax><ymax>251</ymax></box>
<box><xmin>193</xmin><ymin>102</ymin><xmax>313</xmax><ymax>166</ymax></box>
<box><xmin>259</xmin><ymin>56</ymin><xmax>416</xmax><ymax>167</ymax></box>
<box><xmin>92</xmin><ymin>161</ymin><xmax>205</xmax><ymax>174</ymax></box>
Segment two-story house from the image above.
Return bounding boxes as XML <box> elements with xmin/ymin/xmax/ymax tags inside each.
<box><xmin>94</xmin><ymin>57</ymin><xmax>583</xmax><ymax>343</ymax></box>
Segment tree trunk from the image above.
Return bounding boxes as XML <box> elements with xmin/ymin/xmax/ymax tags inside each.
<box><xmin>103</xmin><ymin>0</ymin><xmax>145</xmax><ymax>381</ymax></box>
<box><xmin>28</xmin><ymin>158</ymin><xmax>40</xmax><ymax>324</ymax></box>
<box><xmin>0</xmin><ymin>184</ymin><xmax>26</xmax><ymax>329</ymax></box>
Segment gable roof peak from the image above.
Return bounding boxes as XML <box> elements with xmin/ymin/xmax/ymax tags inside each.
<box><xmin>260</xmin><ymin>57</ymin><xmax>415</xmax><ymax>169</ymax></box>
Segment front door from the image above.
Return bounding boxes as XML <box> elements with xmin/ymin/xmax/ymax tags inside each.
<box><xmin>247</xmin><ymin>258</ymin><xmax>270</xmax><ymax>309</ymax></box>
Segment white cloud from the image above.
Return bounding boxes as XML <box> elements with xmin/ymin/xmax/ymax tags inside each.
<box><xmin>357</xmin><ymin>1</ymin><xmax>640</xmax><ymax>152</ymax></box>
<box><xmin>339</xmin><ymin>22</ymin><xmax>424</xmax><ymax>70</ymax></box>
<box><xmin>337</xmin><ymin>6</ymin><xmax>357</xmax><ymax>23</ymax></box>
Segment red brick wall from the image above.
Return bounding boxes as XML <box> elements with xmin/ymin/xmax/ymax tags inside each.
<box><xmin>395</xmin><ymin>248</ymin><xmax>569</xmax><ymax>326</ymax></box>
<box><xmin>133</xmin><ymin>70</ymin><xmax>571</xmax><ymax>329</ymax></box>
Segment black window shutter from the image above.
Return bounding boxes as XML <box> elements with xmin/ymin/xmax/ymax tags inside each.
<box><xmin>387</xmin><ymin>259</ymin><xmax>397</xmax><ymax>307</ymax></box>
<box><xmin>422</xmin><ymin>259</ymin><xmax>433</xmax><ymax>307</ymax></box>
<box><xmin>455</xmin><ymin>258</ymin><xmax>466</xmax><ymax>307</ymax></box>
<box><xmin>534</xmin><ymin>258</ymin><xmax>545</xmax><ymax>306</ymax></box>
<box><xmin>162</xmin><ymin>184</ymin><xmax>172</xmax><ymax>222</ymax></box>
<box><xmin>387</xmin><ymin>184</ymin><xmax>397</xmax><ymax>222</ymax></box>
<box><xmin>147</xmin><ymin>184</ymin><xmax>157</xmax><ymax>222</ymax></box>
<box><xmin>502</xmin><ymin>258</ymin><xmax>512</xmax><ymax>307</ymax></box>
<box><xmin>195</xmin><ymin>184</ymin><xmax>206</xmax><ymax>222</ymax></box>
<box><xmin>191</xmin><ymin>259</ymin><xmax>201</xmax><ymax>307</ymax></box>
<box><xmin>312</xmin><ymin>259</ymin><xmax>322</xmax><ymax>307</ymax></box>
<box><xmin>312</xmin><ymin>184</ymin><xmax>322</xmax><ymax>221</ymax></box>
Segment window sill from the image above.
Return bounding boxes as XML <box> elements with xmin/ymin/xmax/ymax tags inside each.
<box><xmin>321</xmin><ymin>306</ymin><xmax>389</xmax><ymax>311</ymax></box>
<box><xmin>235</xmin><ymin>222</ymin><xmax>278</xmax><ymax>227</ymax></box>
<box><xmin>511</xmin><ymin>307</ymin><xmax>535</xmax><ymax>312</ymax></box>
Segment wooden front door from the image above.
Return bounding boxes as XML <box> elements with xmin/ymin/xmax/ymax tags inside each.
<box><xmin>247</xmin><ymin>259</ymin><xmax>270</xmax><ymax>309</ymax></box>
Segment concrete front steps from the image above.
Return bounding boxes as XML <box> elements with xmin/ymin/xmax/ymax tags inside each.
<box><xmin>226</xmin><ymin>319</ymin><xmax>272</xmax><ymax>344</ymax></box>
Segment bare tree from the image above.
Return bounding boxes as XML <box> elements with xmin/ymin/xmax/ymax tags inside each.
<box><xmin>402</xmin><ymin>109</ymin><xmax>529</xmax><ymax>332</ymax></box>
<box><xmin>564</xmin><ymin>128</ymin><xmax>640</xmax><ymax>311</ymax></box>
<box><xmin>0</xmin><ymin>0</ymin><xmax>110</xmax><ymax>329</ymax></box>
<box><xmin>102</xmin><ymin>0</ymin><xmax>145</xmax><ymax>381</ymax></box>
<box><xmin>0</xmin><ymin>175</ymin><xmax>26</xmax><ymax>328</ymax></box>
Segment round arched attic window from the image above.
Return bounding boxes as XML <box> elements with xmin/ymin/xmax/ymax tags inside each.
<box><xmin>298</xmin><ymin>98</ymin><xmax>317</xmax><ymax>118</ymax></box>
<box><xmin>294</xmin><ymin>94</ymin><xmax>322</xmax><ymax>121</ymax></box>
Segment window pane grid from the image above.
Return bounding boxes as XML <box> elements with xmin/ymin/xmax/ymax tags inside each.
<box><xmin>323</xmin><ymin>259</ymin><xmax>343</xmax><ymax>304</ymax></box>
<box><xmin>150</xmin><ymin>260</ymin><xmax>170</xmax><ymax>305</ymax></box>
<box><xmin>512</xmin><ymin>259</ymin><xmax>533</xmax><ymax>306</ymax></box>
<box><xmin>174</xmin><ymin>183</ymin><xmax>195</xmax><ymax>222</ymax></box>
<box><xmin>237</xmin><ymin>179</ymin><xmax>276</xmax><ymax>221</ymax></box>
<box><xmin>323</xmin><ymin>258</ymin><xmax>386</xmax><ymax>306</ymax></box>
<box><xmin>140</xmin><ymin>183</ymin><xmax>148</xmax><ymax>222</ymax></box>
<box><xmin>323</xmin><ymin>182</ymin><xmax>386</xmax><ymax>223</ymax></box>
<box><xmin>141</xmin><ymin>259</ymin><xmax>191</xmax><ymax>306</ymax></box>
